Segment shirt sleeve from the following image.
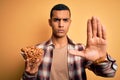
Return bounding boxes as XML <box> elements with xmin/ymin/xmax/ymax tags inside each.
<box><xmin>87</xmin><ymin>54</ymin><xmax>117</xmax><ymax>77</ymax></box>
<box><xmin>22</xmin><ymin>71</ymin><xmax>38</xmax><ymax>80</ymax></box>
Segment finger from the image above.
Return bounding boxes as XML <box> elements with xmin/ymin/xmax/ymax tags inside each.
<box><xmin>36</xmin><ymin>59</ymin><xmax>42</xmax><ymax>66</ymax></box>
<box><xmin>102</xmin><ymin>25</ymin><xmax>107</xmax><ymax>40</ymax></box>
<box><xmin>87</xmin><ymin>19</ymin><xmax>92</xmax><ymax>40</ymax></box>
<box><xmin>97</xmin><ymin>18</ymin><xmax>102</xmax><ymax>38</ymax></box>
<box><xmin>92</xmin><ymin>16</ymin><xmax>97</xmax><ymax>37</ymax></box>
<box><xmin>25</xmin><ymin>59</ymin><xmax>30</xmax><ymax>70</ymax></box>
<box><xmin>68</xmin><ymin>50</ymin><xmax>85</xmax><ymax>57</ymax></box>
<box><xmin>21</xmin><ymin>52</ymin><xmax>27</xmax><ymax>60</ymax></box>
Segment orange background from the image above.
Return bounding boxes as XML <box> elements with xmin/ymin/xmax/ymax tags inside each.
<box><xmin>0</xmin><ymin>0</ymin><xmax>119</xmax><ymax>80</ymax></box>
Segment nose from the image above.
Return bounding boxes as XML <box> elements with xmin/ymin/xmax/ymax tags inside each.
<box><xmin>59</xmin><ymin>20</ymin><xmax>64</xmax><ymax>28</ymax></box>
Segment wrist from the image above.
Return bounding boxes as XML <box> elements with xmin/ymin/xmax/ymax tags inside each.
<box><xmin>25</xmin><ymin>67</ymin><xmax>38</xmax><ymax>76</ymax></box>
<box><xmin>23</xmin><ymin>71</ymin><xmax>38</xmax><ymax>78</ymax></box>
<box><xmin>26</xmin><ymin>71</ymin><xmax>37</xmax><ymax>75</ymax></box>
<box><xmin>24</xmin><ymin>70</ymin><xmax>38</xmax><ymax>77</ymax></box>
<box><xmin>93</xmin><ymin>56</ymin><xmax>107</xmax><ymax>64</ymax></box>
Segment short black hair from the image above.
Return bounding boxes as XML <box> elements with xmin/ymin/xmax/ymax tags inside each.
<box><xmin>50</xmin><ymin>4</ymin><xmax>71</xmax><ymax>18</ymax></box>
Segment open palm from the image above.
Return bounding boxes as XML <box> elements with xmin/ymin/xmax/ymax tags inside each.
<box><xmin>69</xmin><ymin>17</ymin><xmax>107</xmax><ymax>61</ymax></box>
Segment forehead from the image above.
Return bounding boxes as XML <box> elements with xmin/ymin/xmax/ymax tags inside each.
<box><xmin>52</xmin><ymin>10</ymin><xmax>70</xmax><ymax>18</ymax></box>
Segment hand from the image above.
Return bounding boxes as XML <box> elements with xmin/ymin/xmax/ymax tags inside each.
<box><xmin>69</xmin><ymin>16</ymin><xmax>107</xmax><ymax>61</ymax></box>
<box><xmin>21</xmin><ymin>46</ymin><xmax>44</xmax><ymax>75</ymax></box>
<box><xmin>25</xmin><ymin>58</ymin><xmax>42</xmax><ymax>75</ymax></box>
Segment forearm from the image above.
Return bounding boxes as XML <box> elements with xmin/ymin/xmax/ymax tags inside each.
<box><xmin>89</xmin><ymin>54</ymin><xmax>117</xmax><ymax>77</ymax></box>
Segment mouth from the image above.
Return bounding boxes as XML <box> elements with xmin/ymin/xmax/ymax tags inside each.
<box><xmin>57</xmin><ymin>30</ymin><xmax>64</xmax><ymax>33</ymax></box>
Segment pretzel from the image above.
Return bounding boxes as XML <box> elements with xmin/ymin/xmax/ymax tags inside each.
<box><xmin>21</xmin><ymin>46</ymin><xmax>44</xmax><ymax>63</ymax></box>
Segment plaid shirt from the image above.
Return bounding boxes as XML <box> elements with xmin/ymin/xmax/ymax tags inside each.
<box><xmin>22</xmin><ymin>37</ymin><xmax>117</xmax><ymax>80</ymax></box>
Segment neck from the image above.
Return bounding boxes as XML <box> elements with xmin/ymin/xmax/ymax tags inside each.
<box><xmin>52</xmin><ymin>36</ymin><xmax>68</xmax><ymax>48</ymax></box>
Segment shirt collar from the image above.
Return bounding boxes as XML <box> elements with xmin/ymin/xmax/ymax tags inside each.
<box><xmin>67</xmin><ymin>36</ymin><xmax>76</xmax><ymax>46</ymax></box>
<box><xmin>45</xmin><ymin>36</ymin><xmax>75</xmax><ymax>47</ymax></box>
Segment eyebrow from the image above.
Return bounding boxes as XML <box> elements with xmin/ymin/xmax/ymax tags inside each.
<box><xmin>52</xmin><ymin>18</ymin><xmax>70</xmax><ymax>21</ymax></box>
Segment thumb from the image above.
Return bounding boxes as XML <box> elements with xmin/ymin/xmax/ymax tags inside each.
<box><xmin>68</xmin><ymin>50</ymin><xmax>85</xmax><ymax>58</ymax></box>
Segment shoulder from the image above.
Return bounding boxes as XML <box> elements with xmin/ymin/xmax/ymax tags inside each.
<box><xmin>67</xmin><ymin>36</ymin><xmax>85</xmax><ymax>51</ymax></box>
<box><xmin>35</xmin><ymin>41</ymin><xmax>46</xmax><ymax>49</ymax></box>
<box><xmin>75</xmin><ymin>43</ymin><xmax>85</xmax><ymax>51</ymax></box>
<box><xmin>35</xmin><ymin>39</ymin><xmax>52</xmax><ymax>49</ymax></box>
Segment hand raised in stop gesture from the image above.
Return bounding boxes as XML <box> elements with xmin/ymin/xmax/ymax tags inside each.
<box><xmin>69</xmin><ymin>16</ymin><xmax>107</xmax><ymax>62</ymax></box>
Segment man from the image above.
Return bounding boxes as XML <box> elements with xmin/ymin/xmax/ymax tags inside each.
<box><xmin>21</xmin><ymin>4</ymin><xmax>117</xmax><ymax>80</ymax></box>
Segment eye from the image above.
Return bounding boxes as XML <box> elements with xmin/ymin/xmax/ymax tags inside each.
<box><xmin>63</xmin><ymin>18</ymin><xmax>69</xmax><ymax>22</ymax></box>
<box><xmin>53</xmin><ymin>18</ymin><xmax>60</xmax><ymax>22</ymax></box>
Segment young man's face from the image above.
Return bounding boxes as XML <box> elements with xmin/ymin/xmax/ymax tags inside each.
<box><xmin>49</xmin><ymin>10</ymin><xmax>71</xmax><ymax>38</ymax></box>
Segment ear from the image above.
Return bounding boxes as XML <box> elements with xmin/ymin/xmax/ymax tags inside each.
<box><xmin>48</xmin><ymin>19</ymin><xmax>52</xmax><ymax>27</ymax></box>
<box><xmin>69</xmin><ymin>19</ymin><xmax>72</xmax><ymax>26</ymax></box>
<box><xmin>70</xmin><ymin>19</ymin><xmax>72</xmax><ymax>24</ymax></box>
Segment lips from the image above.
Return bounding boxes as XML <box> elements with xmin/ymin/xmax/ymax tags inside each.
<box><xmin>57</xmin><ymin>29</ymin><xmax>64</xmax><ymax>33</ymax></box>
